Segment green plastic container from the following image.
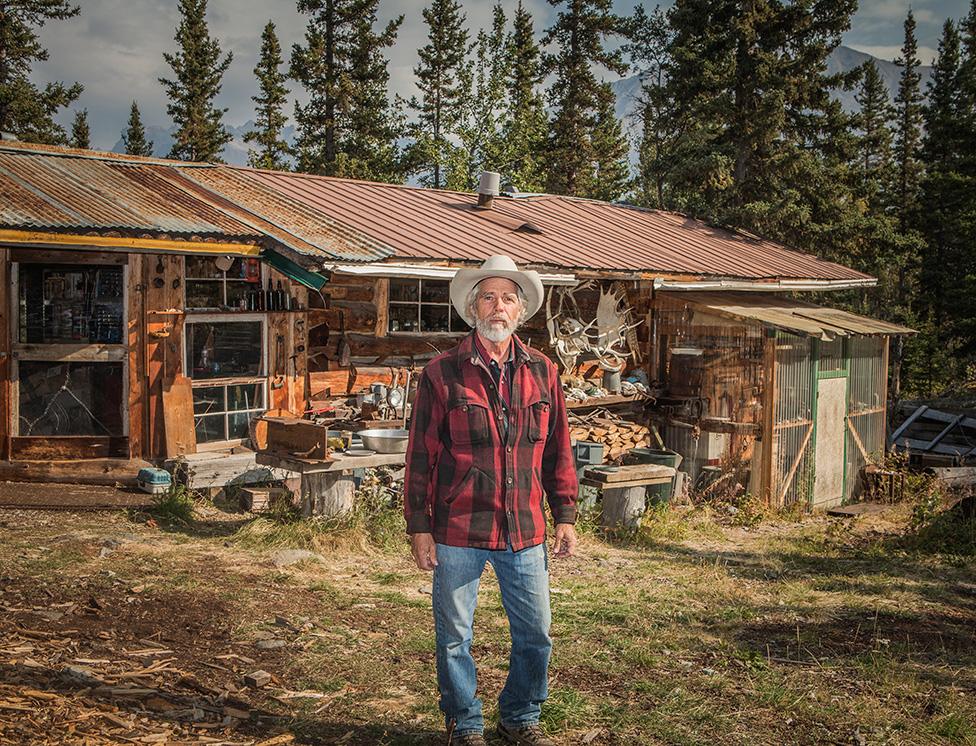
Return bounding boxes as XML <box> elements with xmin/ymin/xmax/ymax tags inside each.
<box><xmin>624</xmin><ymin>448</ymin><xmax>681</xmax><ymax>505</ymax></box>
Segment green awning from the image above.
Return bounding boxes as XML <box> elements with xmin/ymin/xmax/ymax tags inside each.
<box><xmin>261</xmin><ymin>249</ymin><xmax>328</xmax><ymax>291</ymax></box>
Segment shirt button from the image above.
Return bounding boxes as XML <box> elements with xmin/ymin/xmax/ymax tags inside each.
<box><xmin>506</xmin><ymin>446</ymin><xmax>512</xmax><ymax>453</ymax></box>
<box><xmin>507</xmin><ymin>477</ymin><xmax>513</xmax><ymax>485</ymax></box>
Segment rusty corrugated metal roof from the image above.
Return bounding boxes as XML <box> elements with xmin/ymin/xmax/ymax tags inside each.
<box><xmin>182</xmin><ymin>167</ymin><xmax>394</xmax><ymax>262</ymax></box>
<box><xmin>667</xmin><ymin>291</ymin><xmax>915</xmax><ymax>338</ymax></box>
<box><xmin>219</xmin><ymin>167</ymin><xmax>874</xmax><ymax>282</ymax></box>
<box><xmin>0</xmin><ymin>143</ymin><xmax>263</xmax><ymax>241</ymax></box>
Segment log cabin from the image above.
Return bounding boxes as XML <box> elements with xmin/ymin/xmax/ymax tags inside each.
<box><xmin>0</xmin><ymin>140</ymin><xmax>911</xmax><ymax>507</ymax></box>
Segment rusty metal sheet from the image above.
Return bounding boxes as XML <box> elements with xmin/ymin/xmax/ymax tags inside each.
<box><xmin>227</xmin><ymin>166</ymin><xmax>875</xmax><ymax>281</ymax></box>
<box><xmin>0</xmin><ymin>146</ymin><xmax>262</xmax><ymax>240</ymax></box>
<box><xmin>669</xmin><ymin>291</ymin><xmax>915</xmax><ymax>337</ymax></box>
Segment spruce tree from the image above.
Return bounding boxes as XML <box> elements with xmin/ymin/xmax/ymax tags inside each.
<box><xmin>627</xmin><ymin>4</ymin><xmax>675</xmax><ymax>209</ymax></box>
<box><xmin>854</xmin><ymin>61</ymin><xmax>896</xmax><ymax>213</ymax></box>
<box><xmin>499</xmin><ymin>0</ymin><xmax>548</xmax><ymax>192</ymax></box>
<box><xmin>0</xmin><ymin>0</ymin><xmax>82</xmax><ymax>144</ymax></box>
<box><xmin>589</xmin><ymin>83</ymin><xmax>630</xmax><ymax>201</ymax></box>
<box><xmin>336</xmin><ymin>4</ymin><xmax>404</xmax><ymax>182</ymax></box>
<box><xmin>661</xmin><ymin>0</ymin><xmax>862</xmax><ymax>260</ymax></box>
<box><xmin>160</xmin><ymin>0</ymin><xmax>232</xmax><ymax>162</ymax></box>
<box><xmin>917</xmin><ymin>9</ymin><xmax>976</xmax><ymax>375</ymax></box>
<box><xmin>245</xmin><ymin>21</ymin><xmax>290</xmax><ymax>171</ymax></box>
<box><xmin>893</xmin><ymin>10</ymin><xmax>924</xmax><ymax>233</ymax></box>
<box><xmin>408</xmin><ymin>0</ymin><xmax>469</xmax><ymax>189</ymax></box>
<box><xmin>121</xmin><ymin>101</ymin><xmax>154</xmax><ymax>157</ymax></box>
<box><xmin>291</xmin><ymin>0</ymin><xmax>402</xmax><ymax>178</ymax></box>
<box><xmin>449</xmin><ymin>4</ymin><xmax>507</xmax><ymax>191</ymax></box>
<box><xmin>542</xmin><ymin>0</ymin><xmax>628</xmax><ymax>197</ymax></box>
<box><xmin>69</xmin><ymin>108</ymin><xmax>90</xmax><ymax>149</ymax></box>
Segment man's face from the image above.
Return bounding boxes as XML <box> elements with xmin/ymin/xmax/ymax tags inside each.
<box><xmin>473</xmin><ymin>277</ymin><xmax>522</xmax><ymax>343</ymax></box>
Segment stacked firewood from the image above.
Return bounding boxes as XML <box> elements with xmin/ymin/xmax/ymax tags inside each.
<box><xmin>569</xmin><ymin>413</ymin><xmax>651</xmax><ymax>462</ymax></box>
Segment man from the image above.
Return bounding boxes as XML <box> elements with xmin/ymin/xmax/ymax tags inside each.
<box><xmin>404</xmin><ymin>255</ymin><xmax>579</xmax><ymax>746</ymax></box>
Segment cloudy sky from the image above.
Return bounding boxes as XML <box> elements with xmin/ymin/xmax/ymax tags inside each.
<box><xmin>34</xmin><ymin>0</ymin><xmax>970</xmax><ymax>150</ymax></box>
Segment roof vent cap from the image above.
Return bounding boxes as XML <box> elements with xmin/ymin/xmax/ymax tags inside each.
<box><xmin>477</xmin><ymin>171</ymin><xmax>500</xmax><ymax>208</ymax></box>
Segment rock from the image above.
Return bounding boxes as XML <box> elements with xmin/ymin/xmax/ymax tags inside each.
<box><xmin>98</xmin><ymin>547</ymin><xmax>114</xmax><ymax>559</ymax></box>
<box><xmin>244</xmin><ymin>670</ymin><xmax>272</xmax><ymax>688</ymax></box>
<box><xmin>418</xmin><ymin>585</ymin><xmax>433</xmax><ymax>595</ymax></box>
<box><xmin>255</xmin><ymin>639</ymin><xmax>287</xmax><ymax>650</ymax></box>
<box><xmin>271</xmin><ymin>549</ymin><xmax>325</xmax><ymax>568</ymax></box>
<box><xmin>62</xmin><ymin>665</ymin><xmax>103</xmax><ymax>687</ymax></box>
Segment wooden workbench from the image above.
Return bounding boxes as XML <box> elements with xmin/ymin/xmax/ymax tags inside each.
<box><xmin>256</xmin><ymin>450</ymin><xmax>406</xmax><ymax>518</ymax></box>
<box><xmin>582</xmin><ymin>464</ymin><xmax>675</xmax><ymax>528</ymax></box>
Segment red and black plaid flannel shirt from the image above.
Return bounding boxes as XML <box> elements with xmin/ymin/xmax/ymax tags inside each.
<box><xmin>404</xmin><ymin>332</ymin><xmax>578</xmax><ymax>551</ymax></box>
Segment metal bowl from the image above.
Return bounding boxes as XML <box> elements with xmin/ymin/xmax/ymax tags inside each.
<box><xmin>357</xmin><ymin>428</ymin><xmax>410</xmax><ymax>454</ymax></box>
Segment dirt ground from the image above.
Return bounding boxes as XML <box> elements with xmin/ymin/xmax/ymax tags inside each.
<box><xmin>1</xmin><ymin>484</ymin><xmax>975</xmax><ymax>745</ymax></box>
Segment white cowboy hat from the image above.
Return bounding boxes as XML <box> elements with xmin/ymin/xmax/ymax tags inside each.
<box><xmin>450</xmin><ymin>255</ymin><xmax>545</xmax><ymax>328</ymax></box>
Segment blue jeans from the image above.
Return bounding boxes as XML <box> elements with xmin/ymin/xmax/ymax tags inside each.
<box><xmin>432</xmin><ymin>542</ymin><xmax>552</xmax><ymax>735</ymax></box>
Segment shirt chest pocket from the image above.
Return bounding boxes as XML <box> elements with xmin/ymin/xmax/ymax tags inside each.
<box><xmin>447</xmin><ymin>398</ymin><xmax>492</xmax><ymax>445</ymax></box>
<box><xmin>523</xmin><ymin>395</ymin><xmax>551</xmax><ymax>442</ymax></box>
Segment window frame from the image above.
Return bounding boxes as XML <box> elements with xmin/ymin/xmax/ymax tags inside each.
<box><xmin>9</xmin><ymin>259</ymin><xmax>130</xmax><ymax>439</ymax></box>
<box><xmin>184</xmin><ymin>256</ymin><xmax>263</xmax><ymax>312</ymax></box>
<box><xmin>387</xmin><ymin>277</ymin><xmax>466</xmax><ymax>336</ymax></box>
<box><xmin>183</xmin><ymin>313</ymin><xmax>268</xmax><ymax>448</ymax></box>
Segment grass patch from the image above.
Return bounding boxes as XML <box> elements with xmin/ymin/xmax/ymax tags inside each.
<box><xmin>149</xmin><ymin>483</ymin><xmax>196</xmax><ymax>524</ymax></box>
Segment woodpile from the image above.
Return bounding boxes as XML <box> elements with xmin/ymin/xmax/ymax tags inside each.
<box><xmin>569</xmin><ymin>413</ymin><xmax>651</xmax><ymax>462</ymax></box>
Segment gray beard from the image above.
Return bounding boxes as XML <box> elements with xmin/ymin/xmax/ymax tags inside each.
<box><xmin>475</xmin><ymin>316</ymin><xmax>517</xmax><ymax>343</ymax></box>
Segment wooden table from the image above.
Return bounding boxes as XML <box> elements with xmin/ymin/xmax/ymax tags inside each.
<box><xmin>582</xmin><ymin>464</ymin><xmax>675</xmax><ymax>528</ymax></box>
<box><xmin>256</xmin><ymin>450</ymin><xmax>406</xmax><ymax>518</ymax></box>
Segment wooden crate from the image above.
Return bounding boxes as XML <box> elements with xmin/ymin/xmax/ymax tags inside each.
<box><xmin>240</xmin><ymin>486</ymin><xmax>293</xmax><ymax>513</ymax></box>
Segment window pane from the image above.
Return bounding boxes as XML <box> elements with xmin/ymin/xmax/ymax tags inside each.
<box><xmin>225</xmin><ymin>281</ymin><xmax>251</xmax><ymax>309</ymax></box>
<box><xmin>389</xmin><ymin>304</ymin><xmax>419</xmax><ymax>332</ymax></box>
<box><xmin>186</xmin><ymin>321</ymin><xmax>262</xmax><ymax>379</ymax></box>
<box><xmin>19</xmin><ymin>264</ymin><xmax>124</xmax><ymax>344</ymax></box>
<box><xmin>421</xmin><ymin>304</ymin><xmax>449</xmax><ymax>333</ymax></box>
<box><xmin>227</xmin><ymin>382</ymin><xmax>264</xmax><ymax>412</ymax></box>
<box><xmin>193</xmin><ymin>386</ymin><xmax>225</xmax><ymax>415</ymax></box>
<box><xmin>450</xmin><ymin>305</ymin><xmax>467</xmax><ymax>332</ymax></box>
<box><xmin>195</xmin><ymin>414</ymin><xmax>226</xmax><ymax>443</ymax></box>
<box><xmin>185</xmin><ymin>280</ymin><xmax>223</xmax><ymax>309</ymax></box>
<box><xmin>19</xmin><ymin>362</ymin><xmax>124</xmax><ymax>436</ymax></box>
<box><xmin>186</xmin><ymin>256</ymin><xmax>222</xmax><ymax>279</ymax></box>
<box><xmin>421</xmin><ymin>280</ymin><xmax>449</xmax><ymax>303</ymax></box>
<box><xmin>228</xmin><ymin>412</ymin><xmax>253</xmax><ymax>440</ymax></box>
<box><xmin>389</xmin><ymin>278</ymin><xmax>419</xmax><ymax>302</ymax></box>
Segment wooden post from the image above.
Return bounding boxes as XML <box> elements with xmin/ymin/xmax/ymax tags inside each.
<box><xmin>374</xmin><ymin>278</ymin><xmax>389</xmax><ymax>337</ymax></box>
<box><xmin>0</xmin><ymin>248</ymin><xmax>9</xmax><ymax>460</ymax></box>
<box><xmin>302</xmin><ymin>471</ymin><xmax>355</xmax><ymax>518</ymax></box>
<box><xmin>760</xmin><ymin>330</ymin><xmax>778</xmax><ymax>507</ymax></box>
<box><xmin>601</xmin><ymin>485</ymin><xmax>646</xmax><ymax>528</ymax></box>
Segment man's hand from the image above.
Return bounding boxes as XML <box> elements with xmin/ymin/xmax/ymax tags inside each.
<box><xmin>552</xmin><ymin>523</ymin><xmax>577</xmax><ymax>558</ymax></box>
<box><xmin>410</xmin><ymin>533</ymin><xmax>438</xmax><ymax>571</ymax></box>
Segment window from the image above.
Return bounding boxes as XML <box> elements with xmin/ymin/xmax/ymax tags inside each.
<box><xmin>185</xmin><ymin>256</ymin><xmax>262</xmax><ymax>311</ymax></box>
<box><xmin>185</xmin><ymin>318</ymin><xmax>266</xmax><ymax>443</ymax></box>
<box><xmin>19</xmin><ymin>264</ymin><xmax>124</xmax><ymax>344</ymax></box>
<box><xmin>18</xmin><ymin>361</ymin><xmax>125</xmax><ymax>436</ymax></box>
<box><xmin>388</xmin><ymin>278</ymin><xmax>466</xmax><ymax>333</ymax></box>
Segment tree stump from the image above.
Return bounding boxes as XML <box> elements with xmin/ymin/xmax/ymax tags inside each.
<box><xmin>301</xmin><ymin>471</ymin><xmax>355</xmax><ymax>518</ymax></box>
<box><xmin>600</xmin><ymin>485</ymin><xmax>646</xmax><ymax>528</ymax></box>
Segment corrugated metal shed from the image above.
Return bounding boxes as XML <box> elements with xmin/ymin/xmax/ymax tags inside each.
<box><xmin>220</xmin><ymin>166</ymin><xmax>874</xmax><ymax>283</ymax></box>
<box><xmin>0</xmin><ymin>144</ymin><xmax>263</xmax><ymax>242</ymax></box>
<box><xmin>668</xmin><ymin>291</ymin><xmax>915</xmax><ymax>338</ymax></box>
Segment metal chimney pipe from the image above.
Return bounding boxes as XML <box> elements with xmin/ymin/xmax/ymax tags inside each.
<box><xmin>477</xmin><ymin>171</ymin><xmax>500</xmax><ymax>209</ymax></box>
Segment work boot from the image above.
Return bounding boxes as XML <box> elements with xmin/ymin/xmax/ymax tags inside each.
<box><xmin>496</xmin><ymin>722</ymin><xmax>556</xmax><ymax>745</ymax></box>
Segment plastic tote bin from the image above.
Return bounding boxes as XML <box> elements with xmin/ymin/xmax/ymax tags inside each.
<box><xmin>137</xmin><ymin>467</ymin><xmax>172</xmax><ymax>495</ymax></box>
<box><xmin>623</xmin><ymin>448</ymin><xmax>681</xmax><ymax>505</ymax></box>
<box><xmin>572</xmin><ymin>441</ymin><xmax>605</xmax><ymax>509</ymax></box>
